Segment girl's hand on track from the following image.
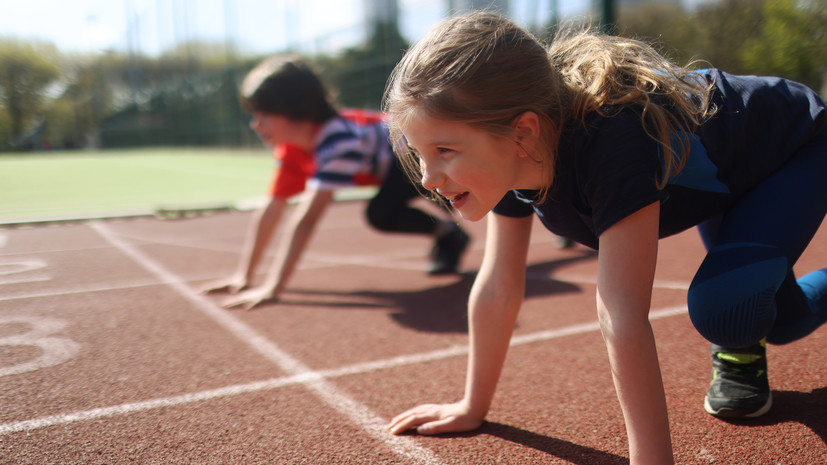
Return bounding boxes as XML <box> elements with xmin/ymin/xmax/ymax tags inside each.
<box><xmin>388</xmin><ymin>401</ymin><xmax>483</xmax><ymax>435</ymax></box>
<box><xmin>221</xmin><ymin>286</ymin><xmax>277</xmax><ymax>310</ymax></box>
<box><xmin>199</xmin><ymin>277</ymin><xmax>248</xmax><ymax>295</ymax></box>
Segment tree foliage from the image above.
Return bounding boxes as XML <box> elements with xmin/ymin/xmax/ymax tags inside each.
<box><xmin>318</xmin><ymin>21</ymin><xmax>409</xmax><ymax>110</ymax></box>
<box><xmin>618</xmin><ymin>0</ymin><xmax>826</xmax><ymax>93</ymax></box>
<box><xmin>2</xmin><ymin>1</ymin><xmax>824</xmax><ymax>152</ymax></box>
<box><xmin>741</xmin><ymin>0</ymin><xmax>827</xmax><ymax>91</ymax></box>
<box><xmin>0</xmin><ymin>39</ymin><xmax>61</xmax><ymax>149</ymax></box>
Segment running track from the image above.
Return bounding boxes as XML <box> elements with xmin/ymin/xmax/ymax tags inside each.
<box><xmin>1</xmin><ymin>198</ymin><xmax>825</xmax><ymax>464</ymax></box>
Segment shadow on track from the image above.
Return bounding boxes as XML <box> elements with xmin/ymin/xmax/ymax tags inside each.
<box><xmin>281</xmin><ymin>250</ymin><xmax>598</xmax><ymax>334</ymax></box>
<box><xmin>713</xmin><ymin>386</ymin><xmax>827</xmax><ymax>447</ymax></box>
<box><xmin>416</xmin><ymin>421</ymin><xmax>627</xmax><ymax>464</ymax></box>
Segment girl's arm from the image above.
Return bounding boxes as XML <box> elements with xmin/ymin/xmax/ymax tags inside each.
<box><xmin>222</xmin><ymin>189</ymin><xmax>334</xmax><ymax>310</ymax></box>
<box><xmin>389</xmin><ymin>213</ymin><xmax>533</xmax><ymax>434</ymax></box>
<box><xmin>238</xmin><ymin>197</ymin><xmax>289</xmax><ymax>285</ymax></box>
<box><xmin>200</xmin><ymin>197</ymin><xmax>288</xmax><ymax>294</ymax></box>
<box><xmin>596</xmin><ymin>201</ymin><xmax>673</xmax><ymax>465</ymax></box>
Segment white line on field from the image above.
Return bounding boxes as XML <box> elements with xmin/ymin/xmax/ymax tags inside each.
<box><xmin>0</xmin><ymin>303</ymin><xmax>687</xmax><ymax>436</ymax></box>
<box><xmin>86</xmin><ymin>220</ymin><xmax>445</xmax><ymax>465</ymax></box>
<box><xmin>541</xmin><ymin>272</ymin><xmax>691</xmax><ymax>290</ymax></box>
<box><xmin>0</xmin><ymin>270</ymin><xmax>690</xmax><ymax>304</ymax></box>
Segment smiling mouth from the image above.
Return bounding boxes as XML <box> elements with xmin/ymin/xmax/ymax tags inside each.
<box><xmin>448</xmin><ymin>192</ymin><xmax>468</xmax><ymax>205</ymax></box>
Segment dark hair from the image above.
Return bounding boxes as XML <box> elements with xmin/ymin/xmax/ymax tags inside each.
<box><xmin>239</xmin><ymin>56</ymin><xmax>338</xmax><ymax>124</ymax></box>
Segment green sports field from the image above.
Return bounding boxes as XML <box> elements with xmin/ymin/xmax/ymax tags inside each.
<box><xmin>0</xmin><ymin>147</ymin><xmax>274</xmax><ymax>224</ymax></box>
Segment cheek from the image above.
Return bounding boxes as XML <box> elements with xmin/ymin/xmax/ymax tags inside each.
<box><xmin>458</xmin><ymin>161</ymin><xmax>502</xmax><ymax>191</ymax></box>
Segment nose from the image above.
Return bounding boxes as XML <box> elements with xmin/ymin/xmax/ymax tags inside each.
<box><xmin>249</xmin><ymin>115</ymin><xmax>261</xmax><ymax>131</ymax></box>
<box><xmin>419</xmin><ymin>157</ymin><xmax>443</xmax><ymax>191</ymax></box>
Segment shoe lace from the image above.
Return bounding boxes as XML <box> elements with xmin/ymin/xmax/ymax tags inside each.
<box><xmin>712</xmin><ymin>351</ymin><xmax>766</xmax><ymax>382</ymax></box>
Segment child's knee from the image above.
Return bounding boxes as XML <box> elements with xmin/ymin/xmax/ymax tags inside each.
<box><xmin>687</xmin><ymin>243</ymin><xmax>788</xmax><ymax>347</ymax></box>
<box><xmin>365</xmin><ymin>201</ymin><xmax>395</xmax><ymax>232</ymax></box>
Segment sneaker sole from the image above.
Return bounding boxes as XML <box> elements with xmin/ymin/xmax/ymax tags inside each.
<box><xmin>703</xmin><ymin>394</ymin><xmax>773</xmax><ymax>418</ymax></box>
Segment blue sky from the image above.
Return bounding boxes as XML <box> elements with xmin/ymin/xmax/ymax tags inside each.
<box><xmin>0</xmin><ymin>0</ymin><xmax>591</xmax><ymax>56</ymax></box>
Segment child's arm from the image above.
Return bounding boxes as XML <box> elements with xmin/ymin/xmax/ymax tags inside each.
<box><xmin>222</xmin><ymin>189</ymin><xmax>335</xmax><ymax>310</ymax></box>
<box><xmin>596</xmin><ymin>201</ymin><xmax>673</xmax><ymax>465</ymax></box>
<box><xmin>200</xmin><ymin>197</ymin><xmax>288</xmax><ymax>294</ymax></box>
<box><xmin>388</xmin><ymin>213</ymin><xmax>533</xmax><ymax>434</ymax></box>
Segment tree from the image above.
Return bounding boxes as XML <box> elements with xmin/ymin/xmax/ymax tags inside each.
<box><xmin>0</xmin><ymin>39</ymin><xmax>61</xmax><ymax>149</ymax></box>
<box><xmin>742</xmin><ymin>0</ymin><xmax>827</xmax><ymax>92</ymax></box>
<box><xmin>616</xmin><ymin>0</ymin><xmax>825</xmax><ymax>94</ymax></box>
<box><xmin>318</xmin><ymin>20</ymin><xmax>409</xmax><ymax>110</ymax></box>
<box><xmin>617</xmin><ymin>3</ymin><xmax>698</xmax><ymax>66</ymax></box>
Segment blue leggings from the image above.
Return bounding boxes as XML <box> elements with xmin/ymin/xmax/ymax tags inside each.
<box><xmin>687</xmin><ymin>132</ymin><xmax>827</xmax><ymax>348</ymax></box>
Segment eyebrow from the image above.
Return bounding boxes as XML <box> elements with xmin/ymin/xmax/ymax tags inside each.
<box><xmin>414</xmin><ymin>139</ymin><xmax>460</xmax><ymax>150</ymax></box>
<box><xmin>405</xmin><ymin>133</ymin><xmax>462</xmax><ymax>153</ymax></box>
<box><xmin>430</xmin><ymin>138</ymin><xmax>459</xmax><ymax>146</ymax></box>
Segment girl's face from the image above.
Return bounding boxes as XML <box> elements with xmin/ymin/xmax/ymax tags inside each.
<box><xmin>250</xmin><ymin>112</ymin><xmax>291</xmax><ymax>146</ymax></box>
<box><xmin>403</xmin><ymin>112</ymin><xmax>540</xmax><ymax>222</ymax></box>
<box><xmin>249</xmin><ymin>112</ymin><xmax>315</xmax><ymax>149</ymax></box>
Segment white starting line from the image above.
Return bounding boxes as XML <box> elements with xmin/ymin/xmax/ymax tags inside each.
<box><xmin>86</xmin><ymin>220</ymin><xmax>445</xmax><ymax>465</ymax></box>
<box><xmin>0</xmin><ymin>220</ymin><xmax>689</xmax><ymax>464</ymax></box>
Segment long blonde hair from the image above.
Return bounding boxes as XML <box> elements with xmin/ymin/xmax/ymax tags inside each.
<box><xmin>384</xmin><ymin>11</ymin><xmax>715</xmax><ymax>199</ymax></box>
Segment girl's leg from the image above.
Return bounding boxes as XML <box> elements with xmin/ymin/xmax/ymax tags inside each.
<box><xmin>366</xmin><ymin>157</ymin><xmax>469</xmax><ymax>274</ymax></box>
<box><xmin>689</xmin><ymin>140</ymin><xmax>827</xmax><ymax>347</ymax></box>
<box><xmin>367</xmin><ymin>157</ymin><xmax>441</xmax><ymax>235</ymax></box>
<box><xmin>690</xmin><ymin>137</ymin><xmax>827</xmax><ymax>418</ymax></box>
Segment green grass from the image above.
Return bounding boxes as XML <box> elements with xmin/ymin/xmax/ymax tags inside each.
<box><xmin>0</xmin><ymin>147</ymin><xmax>274</xmax><ymax>223</ymax></box>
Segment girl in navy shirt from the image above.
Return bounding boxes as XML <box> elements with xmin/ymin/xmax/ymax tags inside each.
<box><xmin>384</xmin><ymin>11</ymin><xmax>827</xmax><ymax>465</ymax></box>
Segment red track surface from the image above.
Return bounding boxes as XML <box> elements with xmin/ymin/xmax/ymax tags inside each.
<box><xmin>1</xmin><ymin>199</ymin><xmax>825</xmax><ymax>464</ymax></box>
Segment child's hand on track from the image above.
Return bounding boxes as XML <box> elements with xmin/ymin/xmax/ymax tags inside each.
<box><xmin>388</xmin><ymin>401</ymin><xmax>484</xmax><ymax>435</ymax></box>
<box><xmin>199</xmin><ymin>277</ymin><xmax>248</xmax><ymax>295</ymax></box>
<box><xmin>221</xmin><ymin>286</ymin><xmax>278</xmax><ymax>310</ymax></box>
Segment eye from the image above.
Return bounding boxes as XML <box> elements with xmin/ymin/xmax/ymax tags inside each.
<box><xmin>436</xmin><ymin>147</ymin><xmax>454</xmax><ymax>155</ymax></box>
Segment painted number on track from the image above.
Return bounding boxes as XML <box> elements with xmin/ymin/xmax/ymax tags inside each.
<box><xmin>0</xmin><ymin>259</ymin><xmax>50</xmax><ymax>285</ymax></box>
<box><xmin>0</xmin><ymin>316</ymin><xmax>80</xmax><ymax>377</ymax></box>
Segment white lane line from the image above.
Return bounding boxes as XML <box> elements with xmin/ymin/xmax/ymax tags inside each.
<box><xmin>0</xmin><ymin>304</ymin><xmax>687</xmax><ymax>436</ymax></box>
<box><xmin>529</xmin><ymin>271</ymin><xmax>691</xmax><ymax>291</ymax></box>
<box><xmin>511</xmin><ymin>304</ymin><xmax>688</xmax><ymax>346</ymax></box>
<box><xmin>0</xmin><ymin>269</ymin><xmax>689</xmax><ymax>303</ymax></box>
<box><xmin>0</xmin><ymin>377</ymin><xmax>301</xmax><ymax>434</ymax></box>
<box><xmin>87</xmin><ymin>221</ymin><xmax>444</xmax><ymax>465</ymax></box>
<box><xmin>0</xmin><ymin>277</ymin><xmax>164</xmax><ymax>302</ymax></box>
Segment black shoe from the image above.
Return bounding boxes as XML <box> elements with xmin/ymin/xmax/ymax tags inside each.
<box><xmin>427</xmin><ymin>226</ymin><xmax>469</xmax><ymax>275</ymax></box>
<box><xmin>555</xmin><ymin>236</ymin><xmax>574</xmax><ymax>249</ymax></box>
<box><xmin>704</xmin><ymin>338</ymin><xmax>772</xmax><ymax>418</ymax></box>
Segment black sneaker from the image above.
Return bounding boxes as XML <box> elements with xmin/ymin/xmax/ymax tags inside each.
<box><xmin>427</xmin><ymin>226</ymin><xmax>469</xmax><ymax>275</ymax></box>
<box><xmin>556</xmin><ymin>236</ymin><xmax>574</xmax><ymax>249</ymax></box>
<box><xmin>704</xmin><ymin>338</ymin><xmax>772</xmax><ymax>418</ymax></box>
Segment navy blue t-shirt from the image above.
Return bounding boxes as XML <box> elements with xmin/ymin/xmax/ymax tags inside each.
<box><xmin>493</xmin><ymin>69</ymin><xmax>827</xmax><ymax>249</ymax></box>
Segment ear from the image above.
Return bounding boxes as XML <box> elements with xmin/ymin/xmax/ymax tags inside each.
<box><xmin>512</xmin><ymin>111</ymin><xmax>541</xmax><ymax>157</ymax></box>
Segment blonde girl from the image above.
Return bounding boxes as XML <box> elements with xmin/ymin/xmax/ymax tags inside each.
<box><xmin>384</xmin><ymin>11</ymin><xmax>827</xmax><ymax>464</ymax></box>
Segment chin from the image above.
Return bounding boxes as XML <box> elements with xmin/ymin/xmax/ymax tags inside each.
<box><xmin>457</xmin><ymin>209</ymin><xmax>488</xmax><ymax>223</ymax></box>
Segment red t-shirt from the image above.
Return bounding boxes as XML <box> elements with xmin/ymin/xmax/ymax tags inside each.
<box><xmin>268</xmin><ymin>109</ymin><xmax>387</xmax><ymax>199</ymax></box>
<box><xmin>268</xmin><ymin>144</ymin><xmax>316</xmax><ymax>199</ymax></box>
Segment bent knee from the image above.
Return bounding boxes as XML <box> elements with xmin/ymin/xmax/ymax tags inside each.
<box><xmin>365</xmin><ymin>203</ymin><xmax>395</xmax><ymax>232</ymax></box>
<box><xmin>687</xmin><ymin>243</ymin><xmax>788</xmax><ymax>347</ymax></box>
